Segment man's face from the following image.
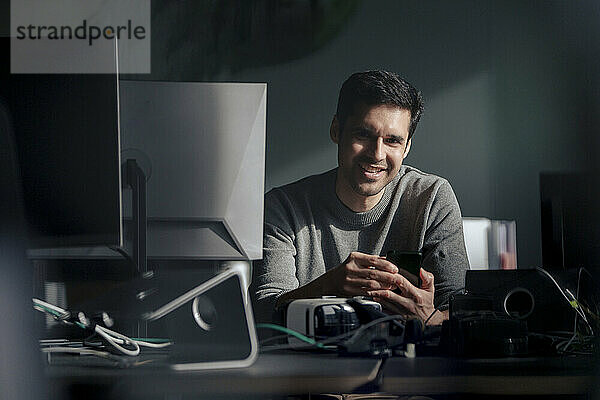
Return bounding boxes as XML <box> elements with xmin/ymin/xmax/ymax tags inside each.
<box><xmin>331</xmin><ymin>103</ymin><xmax>412</xmax><ymax>211</ymax></box>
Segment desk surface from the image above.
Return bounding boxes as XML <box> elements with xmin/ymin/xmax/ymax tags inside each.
<box><xmin>382</xmin><ymin>355</ymin><xmax>597</xmax><ymax>396</ymax></box>
<box><xmin>46</xmin><ymin>351</ymin><xmax>598</xmax><ymax>399</ymax></box>
<box><xmin>47</xmin><ymin>351</ymin><xmax>381</xmax><ymax>398</ymax></box>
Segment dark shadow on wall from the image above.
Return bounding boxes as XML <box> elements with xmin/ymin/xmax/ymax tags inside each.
<box><xmin>144</xmin><ymin>0</ymin><xmax>361</xmax><ymax>80</ymax></box>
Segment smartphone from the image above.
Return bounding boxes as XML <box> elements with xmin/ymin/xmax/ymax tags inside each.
<box><xmin>386</xmin><ymin>250</ymin><xmax>422</xmax><ymax>288</ymax></box>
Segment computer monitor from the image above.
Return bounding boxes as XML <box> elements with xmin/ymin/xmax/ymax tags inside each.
<box><xmin>0</xmin><ymin>50</ymin><xmax>122</xmax><ymax>248</ymax></box>
<box><xmin>540</xmin><ymin>172</ymin><xmax>600</xmax><ymax>270</ymax></box>
<box><xmin>119</xmin><ymin>80</ymin><xmax>266</xmax><ymax>261</ymax></box>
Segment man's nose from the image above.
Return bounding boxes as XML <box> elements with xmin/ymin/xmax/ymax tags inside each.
<box><xmin>368</xmin><ymin>137</ymin><xmax>385</xmax><ymax>161</ymax></box>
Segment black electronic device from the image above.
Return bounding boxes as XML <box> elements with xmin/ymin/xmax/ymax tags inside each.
<box><xmin>447</xmin><ymin>311</ymin><xmax>529</xmax><ymax>357</ymax></box>
<box><xmin>0</xmin><ymin>41</ymin><xmax>122</xmax><ymax>249</ymax></box>
<box><xmin>461</xmin><ymin>269</ymin><xmax>576</xmax><ymax>334</ymax></box>
<box><xmin>386</xmin><ymin>250</ymin><xmax>422</xmax><ymax>287</ymax></box>
<box><xmin>540</xmin><ymin>172</ymin><xmax>600</xmax><ymax>271</ymax></box>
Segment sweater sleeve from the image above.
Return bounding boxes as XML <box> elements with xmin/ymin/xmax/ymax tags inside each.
<box><xmin>421</xmin><ymin>180</ymin><xmax>470</xmax><ymax>309</ymax></box>
<box><xmin>250</xmin><ymin>189</ymin><xmax>300</xmax><ymax>323</ymax></box>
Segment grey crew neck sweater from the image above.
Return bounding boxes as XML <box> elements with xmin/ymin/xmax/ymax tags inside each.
<box><xmin>251</xmin><ymin>165</ymin><xmax>469</xmax><ymax>322</ymax></box>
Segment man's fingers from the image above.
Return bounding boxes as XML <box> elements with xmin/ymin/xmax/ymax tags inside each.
<box><xmin>392</xmin><ymin>273</ymin><xmax>418</xmax><ymax>296</ymax></box>
<box><xmin>374</xmin><ymin>297</ymin><xmax>410</xmax><ymax>316</ymax></box>
<box><xmin>346</xmin><ymin>277</ymin><xmax>394</xmax><ymax>290</ymax></box>
<box><xmin>356</xmin><ymin>268</ymin><xmax>398</xmax><ymax>286</ymax></box>
<box><xmin>341</xmin><ymin>284</ymin><xmax>370</xmax><ymax>297</ymax></box>
<box><xmin>397</xmin><ymin>267</ymin><xmax>419</xmax><ymax>287</ymax></box>
<box><xmin>369</xmin><ymin>289</ymin><xmax>415</xmax><ymax>314</ymax></box>
<box><xmin>363</xmin><ymin>257</ymin><xmax>398</xmax><ymax>273</ymax></box>
<box><xmin>347</xmin><ymin>252</ymin><xmax>398</xmax><ymax>273</ymax></box>
<box><xmin>390</xmin><ymin>274</ymin><xmax>431</xmax><ymax>307</ymax></box>
<box><xmin>419</xmin><ymin>268</ymin><xmax>435</xmax><ymax>291</ymax></box>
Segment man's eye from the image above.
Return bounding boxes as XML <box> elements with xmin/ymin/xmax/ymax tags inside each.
<box><xmin>385</xmin><ymin>137</ymin><xmax>401</xmax><ymax>145</ymax></box>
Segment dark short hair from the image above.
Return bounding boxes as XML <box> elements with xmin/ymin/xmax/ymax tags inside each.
<box><xmin>335</xmin><ymin>70</ymin><xmax>424</xmax><ymax>140</ymax></box>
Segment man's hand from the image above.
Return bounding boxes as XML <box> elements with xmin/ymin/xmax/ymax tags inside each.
<box><xmin>368</xmin><ymin>268</ymin><xmax>446</xmax><ymax>325</ymax></box>
<box><xmin>277</xmin><ymin>251</ymin><xmax>400</xmax><ymax>306</ymax></box>
<box><xmin>319</xmin><ymin>251</ymin><xmax>400</xmax><ymax>297</ymax></box>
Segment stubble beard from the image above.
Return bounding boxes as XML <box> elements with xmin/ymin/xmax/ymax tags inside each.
<box><xmin>348</xmin><ymin>165</ymin><xmax>390</xmax><ymax>197</ymax></box>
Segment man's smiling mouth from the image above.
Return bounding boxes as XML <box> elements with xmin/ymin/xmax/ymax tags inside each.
<box><xmin>359</xmin><ymin>163</ymin><xmax>387</xmax><ymax>179</ymax></box>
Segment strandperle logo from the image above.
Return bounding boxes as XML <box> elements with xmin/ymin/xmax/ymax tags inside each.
<box><xmin>11</xmin><ymin>0</ymin><xmax>150</xmax><ymax>73</ymax></box>
<box><xmin>15</xmin><ymin>19</ymin><xmax>146</xmax><ymax>46</ymax></box>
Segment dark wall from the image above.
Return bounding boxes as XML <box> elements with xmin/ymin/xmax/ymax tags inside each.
<box><xmin>216</xmin><ymin>1</ymin><xmax>597</xmax><ymax>268</ymax></box>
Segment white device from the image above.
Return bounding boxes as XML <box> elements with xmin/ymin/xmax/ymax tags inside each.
<box><xmin>286</xmin><ymin>297</ymin><xmax>381</xmax><ymax>347</ymax></box>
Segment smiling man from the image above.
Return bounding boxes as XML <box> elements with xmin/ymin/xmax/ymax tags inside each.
<box><xmin>252</xmin><ymin>70</ymin><xmax>469</xmax><ymax>325</ymax></box>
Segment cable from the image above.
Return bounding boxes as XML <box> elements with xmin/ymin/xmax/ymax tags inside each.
<box><xmin>100</xmin><ymin>336</ymin><xmax>173</xmax><ymax>349</ymax></box>
<box><xmin>259</xmin><ymin>334</ymin><xmax>291</xmax><ymax>347</ymax></box>
<box><xmin>313</xmin><ymin>314</ymin><xmax>406</xmax><ymax>348</ymax></box>
<box><xmin>33</xmin><ymin>298</ymin><xmax>171</xmax><ymax>355</ymax></box>
<box><xmin>557</xmin><ymin>306</ymin><xmax>580</xmax><ymax>354</ymax></box>
<box><xmin>259</xmin><ymin>315</ymin><xmax>408</xmax><ymax>353</ymax></box>
<box><xmin>535</xmin><ymin>268</ymin><xmax>590</xmax><ymax>324</ymax></box>
<box><xmin>571</xmin><ymin>269</ymin><xmax>585</xmax><ymax>339</ymax></box>
<box><xmin>576</xmin><ymin>267</ymin><xmax>595</xmax><ymax>335</ymax></box>
<box><xmin>532</xmin><ymin>332</ymin><xmax>573</xmax><ymax>340</ymax></box>
<box><xmin>95</xmin><ymin>325</ymin><xmax>140</xmax><ymax>356</ymax></box>
<box><xmin>573</xmin><ymin>268</ymin><xmax>600</xmax><ymax>331</ymax></box>
<box><xmin>331</xmin><ymin>314</ymin><xmax>406</xmax><ymax>347</ymax></box>
<box><xmin>41</xmin><ymin>347</ymin><xmax>114</xmax><ymax>358</ymax></box>
<box><xmin>255</xmin><ymin>323</ymin><xmax>324</xmax><ymax>348</ymax></box>
<box><xmin>535</xmin><ymin>267</ymin><xmax>577</xmax><ymax>307</ymax></box>
<box><xmin>260</xmin><ymin>342</ymin><xmax>338</xmax><ymax>353</ymax></box>
<box><xmin>132</xmin><ymin>339</ymin><xmax>172</xmax><ymax>349</ymax></box>
<box><xmin>268</xmin><ymin>314</ymin><xmax>406</xmax><ymax>353</ymax></box>
<box><xmin>418</xmin><ymin>287</ymin><xmax>464</xmax><ymax>326</ymax></box>
<box><xmin>527</xmin><ymin>267</ymin><xmax>596</xmax><ymax>354</ymax></box>
<box><xmin>32</xmin><ymin>298</ymin><xmax>68</xmax><ymax>316</ymax></box>
<box><xmin>424</xmin><ymin>309</ymin><xmax>439</xmax><ymax>325</ymax></box>
<box><xmin>32</xmin><ymin>298</ymin><xmax>87</xmax><ymax>329</ymax></box>
<box><xmin>555</xmin><ymin>334</ymin><xmax>594</xmax><ymax>356</ymax></box>
<box><xmin>33</xmin><ymin>304</ymin><xmax>64</xmax><ymax>318</ymax></box>
<box><xmin>130</xmin><ymin>337</ymin><xmax>171</xmax><ymax>343</ymax></box>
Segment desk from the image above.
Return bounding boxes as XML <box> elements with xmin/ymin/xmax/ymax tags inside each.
<box><xmin>47</xmin><ymin>352</ymin><xmax>381</xmax><ymax>399</ymax></box>
<box><xmin>381</xmin><ymin>356</ymin><xmax>597</xmax><ymax>397</ymax></box>
<box><xmin>46</xmin><ymin>352</ymin><xmax>597</xmax><ymax>399</ymax></box>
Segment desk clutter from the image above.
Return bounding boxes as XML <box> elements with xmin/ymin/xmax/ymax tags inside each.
<box><xmin>259</xmin><ymin>268</ymin><xmax>598</xmax><ymax>360</ymax></box>
<box><xmin>32</xmin><ymin>267</ymin><xmax>599</xmax><ymax>400</ymax></box>
<box><xmin>34</xmin><ymin>267</ymin><xmax>258</xmax><ymax>370</ymax></box>
<box><xmin>34</xmin><ymin>267</ymin><xmax>597</xmax><ymax>372</ymax></box>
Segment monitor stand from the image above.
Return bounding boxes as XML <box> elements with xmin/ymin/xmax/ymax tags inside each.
<box><xmin>124</xmin><ymin>158</ymin><xmax>148</xmax><ymax>337</ymax></box>
<box><xmin>124</xmin><ymin>158</ymin><xmax>147</xmax><ymax>274</ymax></box>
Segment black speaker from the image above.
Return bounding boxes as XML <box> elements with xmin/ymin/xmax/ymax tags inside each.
<box><xmin>461</xmin><ymin>269</ymin><xmax>577</xmax><ymax>334</ymax></box>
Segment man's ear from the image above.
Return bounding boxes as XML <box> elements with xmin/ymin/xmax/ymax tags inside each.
<box><xmin>403</xmin><ymin>138</ymin><xmax>412</xmax><ymax>158</ymax></box>
<box><xmin>330</xmin><ymin>116</ymin><xmax>340</xmax><ymax>144</ymax></box>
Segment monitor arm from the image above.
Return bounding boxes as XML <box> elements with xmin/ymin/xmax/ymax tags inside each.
<box><xmin>125</xmin><ymin>158</ymin><xmax>147</xmax><ymax>273</ymax></box>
